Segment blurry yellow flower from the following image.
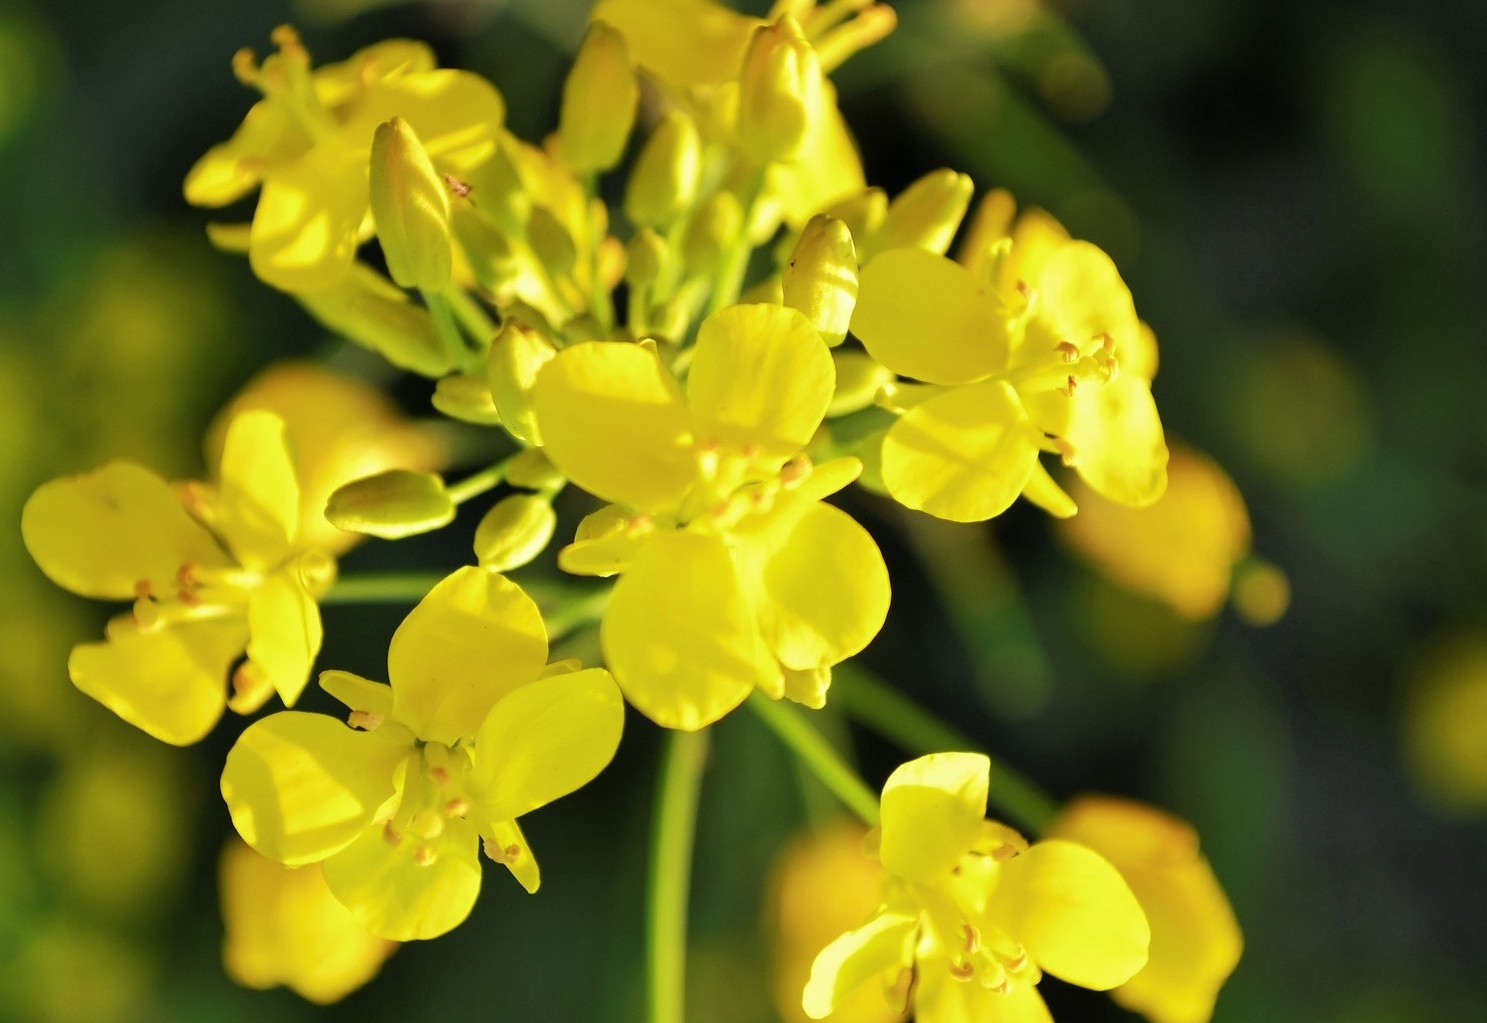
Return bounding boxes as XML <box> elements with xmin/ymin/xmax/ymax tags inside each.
<box><xmin>1403</xmin><ymin>632</ymin><xmax>1487</xmax><ymax>813</ymax></box>
<box><xmin>1049</xmin><ymin>797</ymin><xmax>1242</xmax><ymax>1023</ymax></box>
<box><xmin>851</xmin><ymin>199</ymin><xmax>1167</xmax><ymax>522</ymax></box>
<box><xmin>220</xmin><ymin>838</ymin><xmax>397</xmax><ymax>1003</ymax></box>
<box><xmin>221</xmin><ymin>567</ymin><xmax>624</xmax><ymax>940</ymax></box>
<box><xmin>805</xmin><ymin>753</ymin><xmax>1149</xmax><ymax>1022</ymax></box>
<box><xmin>768</xmin><ymin>821</ymin><xmax>906</xmax><ymax>1023</ymax></box>
<box><xmin>184</xmin><ymin>27</ymin><xmax>504</xmax><ymax>293</ymax></box>
<box><xmin>22</xmin><ymin>410</ymin><xmax>334</xmax><ymax>744</ymax></box>
<box><xmin>531</xmin><ymin>304</ymin><xmax>890</xmax><ymax>730</ymax></box>
<box><xmin>1059</xmin><ymin>444</ymin><xmax>1252</xmax><ymax>621</ymax></box>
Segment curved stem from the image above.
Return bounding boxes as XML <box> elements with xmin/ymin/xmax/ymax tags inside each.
<box><xmin>321</xmin><ymin>571</ymin><xmax>444</xmax><ymax>605</ymax></box>
<box><xmin>446</xmin><ymin>456</ymin><xmax>512</xmax><ymax>505</ymax></box>
<box><xmin>832</xmin><ymin>663</ymin><xmax>1059</xmax><ymax>835</ymax></box>
<box><xmin>647</xmin><ymin>728</ymin><xmax>709</xmax><ymax>1023</ymax></box>
<box><xmin>747</xmin><ymin>692</ymin><xmax>879</xmax><ymax>827</ymax></box>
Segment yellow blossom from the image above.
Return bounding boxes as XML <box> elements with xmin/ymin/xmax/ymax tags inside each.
<box><xmin>220</xmin><ymin>567</ymin><xmax>624</xmax><ymax>940</ymax></box>
<box><xmin>220</xmin><ymin>839</ymin><xmax>397</xmax><ymax>1003</ymax></box>
<box><xmin>531</xmin><ymin>303</ymin><xmax>890</xmax><ymax>730</ymax></box>
<box><xmin>1049</xmin><ymin>797</ymin><xmax>1242</xmax><ymax>1023</ymax></box>
<box><xmin>22</xmin><ymin>410</ymin><xmax>333</xmax><ymax>744</ymax></box>
<box><xmin>804</xmin><ymin>753</ymin><xmax>1149</xmax><ymax>1022</ymax></box>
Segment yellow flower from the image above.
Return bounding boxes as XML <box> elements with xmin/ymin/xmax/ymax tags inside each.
<box><xmin>1049</xmin><ymin>797</ymin><xmax>1242</xmax><ymax>1023</ymax></box>
<box><xmin>22</xmin><ymin>410</ymin><xmax>333</xmax><ymax>744</ymax></box>
<box><xmin>1403</xmin><ymin>632</ymin><xmax>1487</xmax><ymax>813</ymax></box>
<box><xmin>805</xmin><ymin>753</ymin><xmax>1149</xmax><ymax>1023</ymax></box>
<box><xmin>184</xmin><ymin>27</ymin><xmax>504</xmax><ymax>293</ymax></box>
<box><xmin>850</xmin><ymin>200</ymin><xmax>1167</xmax><ymax>522</ymax></box>
<box><xmin>220</xmin><ymin>567</ymin><xmax>624</xmax><ymax>940</ymax></box>
<box><xmin>220</xmin><ymin>838</ymin><xmax>397</xmax><ymax>1003</ymax></box>
<box><xmin>531</xmin><ymin>303</ymin><xmax>891</xmax><ymax>730</ymax></box>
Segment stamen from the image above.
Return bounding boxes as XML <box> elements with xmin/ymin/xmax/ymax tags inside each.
<box><xmin>383</xmin><ymin>820</ymin><xmax>403</xmax><ymax>845</ymax></box>
<box><xmin>483</xmin><ymin>838</ymin><xmax>521</xmax><ymax>864</ymax></box>
<box><xmin>134</xmin><ymin>579</ymin><xmax>152</xmax><ymax>600</ymax></box>
<box><xmin>231</xmin><ymin>48</ymin><xmax>259</xmax><ymax>87</ymax></box>
<box><xmin>231</xmin><ymin>663</ymin><xmax>260</xmax><ymax>697</ymax></box>
<box><xmin>1054</xmin><ymin>342</ymin><xmax>1080</xmax><ymax>363</ymax></box>
<box><xmin>779</xmin><ymin>453</ymin><xmax>813</xmax><ymax>487</ymax></box>
<box><xmin>1057</xmin><ymin>376</ymin><xmax>1077</xmax><ymax>397</ymax></box>
<box><xmin>948</xmin><ymin>960</ymin><xmax>975</xmax><ymax>981</ymax></box>
<box><xmin>444</xmin><ymin>798</ymin><xmax>471</xmax><ymax>819</ymax></box>
<box><xmin>348</xmin><ymin>710</ymin><xmax>384</xmax><ymax>731</ymax></box>
<box><xmin>413</xmin><ymin>844</ymin><xmax>438</xmax><ymax>866</ymax></box>
<box><xmin>176</xmin><ymin>588</ymin><xmax>201</xmax><ymax>607</ymax></box>
<box><xmin>429</xmin><ymin>765</ymin><xmax>450</xmax><ymax>786</ymax></box>
<box><xmin>962</xmin><ymin>924</ymin><xmax>980</xmax><ymax>953</ymax></box>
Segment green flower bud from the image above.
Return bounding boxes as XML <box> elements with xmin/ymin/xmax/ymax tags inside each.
<box><xmin>474</xmin><ymin>494</ymin><xmax>558</xmax><ymax>572</ymax></box>
<box><xmin>735</xmin><ymin>15</ymin><xmax>824</xmax><ymax>164</ymax></box>
<box><xmin>782</xmin><ymin>214</ymin><xmax>859</xmax><ymax>346</ymax></box>
<box><xmin>432</xmin><ymin>373</ymin><xmax>503</xmax><ymax>425</ymax></box>
<box><xmin>626</xmin><ymin>228</ymin><xmax>668</xmax><ymax>290</ymax></box>
<box><xmin>369</xmin><ymin>117</ymin><xmax>452</xmax><ymax>291</ymax></box>
<box><xmin>860</xmin><ymin>169</ymin><xmax>974</xmax><ymax>263</ymax></box>
<box><xmin>624</xmin><ymin>111</ymin><xmax>701</xmax><ymax>228</ymax></box>
<box><xmin>325</xmin><ymin>469</ymin><xmax>455</xmax><ymax>540</ymax></box>
<box><xmin>505</xmin><ymin>447</ymin><xmax>565</xmax><ymax>491</ymax></box>
<box><xmin>683</xmin><ymin>191</ymin><xmax>743</xmax><ymax>279</ymax></box>
<box><xmin>487</xmin><ymin>321</ymin><xmax>557</xmax><ymax>446</ymax></box>
<box><xmin>559</xmin><ymin>22</ymin><xmax>638</xmax><ymax>174</ymax></box>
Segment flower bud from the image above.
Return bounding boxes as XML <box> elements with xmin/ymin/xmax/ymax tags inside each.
<box><xmin>782</xmin><ymin>215</ymin><xmax>858</xmax><ymax>346</ymax></box>
<box><xmin>325</xmin><ymin>470</ymin><xmax>455</xmax><ymax>540</ymax></box>
<box><xmin>860</xmin><ymin>168</ymin><xmax>974</xmax><ymax>264</ymax></box>
<box><xmin>297</xmin><ymin>266</ymin><xmax>455</xmax><ymax>378</ymax></box>
<box><xmin>626</xmin><ymin>228</ymin><xmax>668</xmax><ymax>290</ymax></box>
<box><xmin>735</xmin><ymin>16</ymin><xmax>824</xmax><ymax>164</ymax></box>
<box><xmin>505</xmin><ymin>448</ymin><xmax>565</xmax><ymax>491</ymax></box>
<box><xmin>624</xmin><ymin>111</ymin><xmax>702</xmax><ymax>228</ymax></box>
<box><xmin>827</xmin><ymin>350</ymin><xmax>895</xmax><ymax>418</ymax></box>
<box><xmin>684</xmin><ymin>191</ymin><xmax>743</xmax><ymax>279</ymax></box>
<box><xmin>369</xmin><ymin>117</ymin><xmax>452</xmax><ymax>291</ymax></box>
<box><xmin>487</xmin><ymin>321</ymin><xmax>558</xmax><ymax>446</ymax></box>
<box><xmin>474</xmin><ymin>494</ymin><xmax>558</xmax><ymax>572</ymax></box>
<box><xmin>559</xmin><ymin>22</ymin><xmax>638</xmax><ymax>174</ymax></box>
<box><xmin>432</xmin><ymin>373</ymin><xmax>503</xmax><ymax>425</ymax></box>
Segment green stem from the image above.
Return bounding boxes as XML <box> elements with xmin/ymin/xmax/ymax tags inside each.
<box><xmin>442</xmin><ymin>286</ymin><xmax>499</xmax><ymax>350</ymax></box>
<box><xmin>746</xmin><ymin>692</ymin><xmax>879</xmax><ymax>826</ymax></box>
<box><xmin>703</xmin><ymin>166</ymin><xmax>767</xmax><ymax>318</ymax></box>
<box><xmin>322</xmin><ymin>571</ymin><xmax>444</xmax><ymax>605</ymax></box>
<box><xmin>422</xmin><ymin>288</ymin><xmax>467</xmax><ymax>368</ymax></box>
<box><xmin>647</xmin><ymin>729</ymin><xmax>709</xmax><ymax>1023</ymax></box>
<box><xmin>445</xmin><ymin>457</ymin><xmax>512</xmax><ymax>505</ymax></box>
<box><xmin>832</xmin><ymin>663</ymin><xmax>1059</xmax><ymax>835</ymax></box>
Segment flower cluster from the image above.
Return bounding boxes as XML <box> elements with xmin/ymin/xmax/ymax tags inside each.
<box><xmin>16</xmin><ymin>1</ymin><xmax>1247</xmax><ymax>1018</ymax></box>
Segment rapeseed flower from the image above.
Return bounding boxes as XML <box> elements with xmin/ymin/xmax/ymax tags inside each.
<box><xmin>220</xmin><ymin>567</ymin><xmax>624</xmax><ymax>940</ymax></box>
<box><xmin>805</xmin><ymin>753</ymin><xmax>1149</xmax><ymax>1022</ymax></box>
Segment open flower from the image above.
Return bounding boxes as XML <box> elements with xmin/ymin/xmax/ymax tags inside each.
<box><xmin>804</xmin><ymin>753</ymin><xmax>1149</xmax><ymax>1022</ymax></box>
<box><xmin>22</xmin><ymin>410</ymin><xmax>332</xmax><ymax>744</ymax></box>
<box><xmin>220</xmin><ymin>567</ymin><xmax>624</xmax><ymax>940</ymax></box>
<box><xmin>531</xmin><ymin>303</ymin><xmax>890</xmax><ymax>730</ymax></box>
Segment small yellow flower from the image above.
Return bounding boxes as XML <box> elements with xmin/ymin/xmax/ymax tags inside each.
<box><xmin>22</xmin><ymin>410</ymin><xmax>333</xmax><ymax>744</ymax></box>
<box><xmin>1049</xmin><ymin>797</ymin><xmax>1242</xmax><ymax>1023</ymax></box>
<box><xmin>805</xmin><ymin>753</ymin><xmax>1149</xmax><ymax>1023</ymax></box>
<box><xmin>220</xmin><ymin>838</ymin><xmax>397</xmax><ymax>1003</ymax></box>
<box><xmin>185</xmin><ymin>27</ymin><xmax>504</xmax><ymax>293</ymax></box>
<box><xmin>531</xmin><ymin>303</ymin><xmax>891</xmax><ymax>730</ymax></box>
<box><xmin>220</xmin><ymin>567</ymin><xmax>624</xmax><ymax>940</ymax></box>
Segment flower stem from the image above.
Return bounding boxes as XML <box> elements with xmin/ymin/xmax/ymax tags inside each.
<box><xmin>746</xmin><ymin>692</ymin><xmax>880</xmax><ymax>827</ymax></box>
<box><xmin>832</xmin><ymin>663</ymin><xmax>1059</xmax><ymax>835</ymax></box>
<box><xmin>321</xmin><ymin>571</ymin><xmax>444</xmax><ymax>605</ymax></box>
<box><xmin>647</xmin><ymin>728</ymin><xmax>709</xmax><ymax>1023</ymax></box>
<box><xmin>703</xmin><ymin>166</ymin><xmax>767</xmax><ymax>318</ymax></box>
<box><xmin>445</xmin><ymin>457</ymin><xmax>512</xmax><ymax>505</ymax></box>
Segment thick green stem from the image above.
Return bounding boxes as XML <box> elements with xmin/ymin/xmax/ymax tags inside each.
<box><xmin>647</xmin><ymin>729</ymin><xmax>709</xmax><ymax>1023</ymax></box>
<box><xmin>832</xmin><ymin>663</ymin><xmax>1059</xmax><ymax>835</ymax></box>
<box><xmin>321</xmin><ymin>572</ymin><xmax>445</xmax><ymax>605</ymax></box>
<box><xmin>747</xmin><ymin>692</ymin><xmax>880</xmax><ymax>826</ymax></box>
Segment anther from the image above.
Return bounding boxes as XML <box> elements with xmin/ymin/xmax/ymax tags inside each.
<box><xmin>1054</xmin><ymin>342</ymin><xmax>1080</xmax><ymax>363</ymax></box>
<box><xmin>779</xmin><ymin>453</ymin><xmax>813</xmax><ymax>487</ymax></box>
<box><xmin>1015</xmin><ymin>280</ymin><xmax>1032</xmax><ymax>299</ymax></box>
<box><xmin>1058</xmin><ymin>376</ymin><xmax>1077</xmax><ymax>397</ymax></box>
<box><xmin>231</xmin><ymin>48</ymin><xmax>259</xmax><ymax>86</ymax></box>
<box><xmin>347</xmin><ymin>710</ymin><xmax>383</xmax><ymax>731</ymax></box>
<box><xmin>176</xmin><ymin>563</ymin><xmax>198</xmax><ymax>589</ymax></box>
<box><xmin>413</xmin><ymin>845</ymin><xmax>438</xmax><ymax>867</ymax></box>
<box><xmin>231</xmin><ymin>663</ymin><xmax>259</xmax><ymax>696</ymax></box>
<box><xmin>1097</xmin><ymin>331</ymin><xmax>1115</xmax><ymax>354</ymax></box>
<box><xmin>994</xmin><ymin>979</ymin><xmax>1012</xmax><ymax>996</ymax></box>
<box><xmin>383</xmin><ymin>820</ymin><xmax>403</xmax><ymax>846</ymax></box>
<box><xmin>444</xmin><ymin>798</ymin><xmax>471</xmax><ymax>819</ymax></box>
<box><xmin>134</xmin><ymin>579</ymin><xmax>152</xmax><ymax>600</ymax></box>
<box><xmin>626</xmin><ymin>514</ymin><xmax>653</xmax><ymax>537</ymax></box>
<box><xmin>962</xmin><ymin>924</ymin><xmax>980</xmax><ymax>953</ymax></box>
<box><xmin>429</xmin><ymin>765</ymin><xmax>450</xmax><ymax>786</ymax></box>
<box><xmin>482</xmin><ymin>838</ymin><xmax>521</xmax><ymax>864</ymax></box>
<box><xmin>1054</xmin><ymin>439</ymin><xmax>1078</xmax><ymax>467</ymax></box>
<box><xmin>176</xmin><ymin>588</ymin><xmax>201</xmax><ymax>607</ymax></box>
<box><xmin>948</xmin><ymin>960</ymin><xmax>975</xmax><ymax>981</ymax></box>
<box><xmin>1005</xmin><ymin>953</ymin><xmax>1027</xmax><ymax>972</ymax></box>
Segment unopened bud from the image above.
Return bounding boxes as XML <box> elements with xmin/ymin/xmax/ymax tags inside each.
<box><xmin>505</xmin><ymin>448</ymin><xmax>565</xmax><ymax>491</ymax></box>
<box><xmin>782</xmin><ymin>215</ymin><xmax>859</xmax><ymax>346</ymax></box>
<box><xmin>432</xmin><ymin>372</ymin><xmax>503</xmax><ymax>425</ymax></box>
<box><xmin>487</xmin><ymin>321</ymin><xmax>558</xmax><ymax>446</ymax></box>
<box><xmin>625</xmin><ymin>111</ymin><xmax>702</xmax><ymax>228</ymax></box>
<box><xmin>626</xmin><ymin>228</ymin><xmax>668</xmax><ymax>290</ymax></box>
<box><xmin>474</xmin><ymin>493</ymin><xmax>558</xmax><ymax>572</ymax></box>
<box><xmin>325</xmin><ymin>469</ymin><xmax>455</xmax><ymax>540</ymax></box>
<box><xmin>559</xmin><ymin>22</ymin><xmax>638</xmax><ymax>173</ymax></box>
<box><xmin>827</xmin><ymin>350</ymin><xmax>895</xmax><ymax>418</ymax></box>
<box><xmin>370</xmin><ymin>117</ymin><xmax>453</xmax><ymax>291</ymax></box>
<box><xmin>684</xmin><ymin>191</ymin><xmax>743</xmax><ymax>279</ymax></box>
<box><xmin>297</xmin><ymin>266</ymin><xmax>455</xmax><ymax>377</ymax></box>
<box><xmin>861</xmin><ymin>168</ymin><xmax>974</xmax><ymax>264</ymax></box>
<box><xmin>735</xmin><ymin>16</ymin><xmax>824</xmax><ymax>164</ymax></box>
<box><xmin>528</xmin><ymin>205</ymin><xmax>578</xmax><ymax>277</ymax></box>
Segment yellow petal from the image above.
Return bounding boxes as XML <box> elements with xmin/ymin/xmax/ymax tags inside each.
<box><xmin>387</xmin><ymin>567</ymin><xmax>548</xmax><ymax>745</ymax></box>
<box><xmin>558</xmin><ymin>504</ymin><xmax>652</xmax><ymax>578</ymax></box>
<box><xmin>68</xmin><ymin>618</ymin><xmax>245</xmax><ymax>745</ymax></box>
<box><xmin>765</xmin><ymin>82</ymin><xmax>865</xmax><ymax>226</ymax></box>
<box><xmin>802</xmin><ymin>909</ymin><xmax>917</xmax><ymax>1019</ymax></box>
<box><xmin>322</xmin><ymin>816</ymin><xmax>482</xmax><ymax>941</ymax></box>
<box><xmin>737</xmin><ymin>498</ymin><xmax>889</xmax><ymax>671</ymax></box>
<box><xmin>246</xmin><ymin>574</ymin><xmax>322</xmax><ymax>709</ymax></box>
<box><xmin>1021</xmin><ymin>461</ymin><xmax>1078</xmax><ymax>519</ymax></box>
<box><xmin>986</xmin><ymin>839</ymin><xmax>1150</xmax><ymax>991</ymax></box>
<box><xmin>184</xmin><ymin>99</ymin><xmax>307</xmax><ymax>208</ymax></box>
<box><xmin>22</xmin><ymin>460</ymin><xmax>226</xmax><ymax>600</ymax></box>
<box><xmin>487</xmin><ymin>321</ymin><xmax>557</xmax><ymax>447</ymax></box>
<box><xmin>881</xmin><ymin>380</ymin><xmax>1040</xmax><ymax>522</ymax></box>
<box><xmin>468</xmin><ymin>668</ymin><xmax>624</xmax><ymax>821</ymax></box>
<box><xmin>319</xmin><ymin>669</ymin><xmax>394</xmax><ymax>720</ymax></box>
<box><xmin>878</xmin><ymin>752</ymin><xmax>989</xmax><ymax>885</ymax></box>
<box><xmin>601</xmin><ymin>530</ymin><xmax>774</xmax><ymax>730</ymax></box>
<box><xmin>341</xmin><ymin>69</ymin><xmax>505</xmax><ymax>171</ymax></box>
<box><xmin>221</xmin><ymin>711</ymin><xmax>408</xmax><ymax>866</ymax></box>
<box><xmin>249</xmin><ymin>143</ymin><xmax>367</xmax><ymax>293</ymax></box>
<box><xmin>485</xmin><ymin>819</ymin><xmax>541</xmax><ymax>894</ymax></box>
<box><xmin>1066</xmin><ymin>375</ymin><xmax>1169</xmax><ymax>507</ymax></box>
<box><xmin>688</xmin><ymin>304</ymin><xmax>835</xmax><ymax>461</ymax></box>
<box><xmin>852</xmin><ymin>248</ymin><xmax>1007</xmax><ymax>385</ymax></box>
<box><xmin>1035</xmin><ymin>241</ymin><xmax>1140</xmax><ymax>357</ymax></box>
<box><xmin>531</xmin><ymin>341</ymin><xmax>695</xmax><ymax>513</ymax></box>
<box><xmin>592</xmin><ymin>0</ymin><xmax>762</xmax><ymax>86</ymax></box>
<box><xmin>916</xmin><ymin>968</ymin><xmax>1053</xmax><ymax>1023</ymax></box>
<box><xmin>215</xmin><ymin>410</ymin><xmax>300</xmax><ymax>571</ymax></box>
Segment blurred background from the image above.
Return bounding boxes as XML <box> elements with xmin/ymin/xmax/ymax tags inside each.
<box><xmin>2</xmin><ymin>0</ymin><xmax>1485</xmax><ymax>1020</ymax></box>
